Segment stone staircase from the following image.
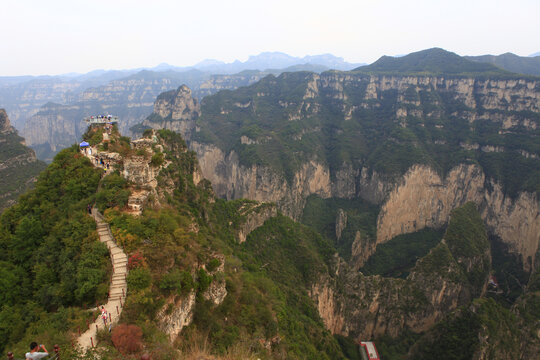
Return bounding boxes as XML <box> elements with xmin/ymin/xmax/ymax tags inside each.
<box><xmin>76</xmin><ymin>208</ymin><xmax>128</xmax><ymax>350</ymax></box>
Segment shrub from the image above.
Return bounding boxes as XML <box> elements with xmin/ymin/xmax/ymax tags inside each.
<box><xmin>143</xmin><ymin>129</ymin><xmax>153</xmax><ymax>138</ymax></box>
<box><xmin>127</xmin><ymin>268</ymin><xmax>152</xmax><ymax>291</ymax></box>
<box><xmin>197</xmin><ymin>269</ymin><xmax>212</xmax><ymax>292</ymax></box>
<box><xmin>150</xmin><ymin>153</ymin><xmax>164</xmax><ymax>167</ymax></box>
<box><xmin>128</xmin><ymin>251</ymin><xmax>145</xmax><ymax>270</ymax></box>
<box><xmin>206</xmin><ymin>258</ymin><xmax>221</xmax><ymax>272</ymax></box>
<box><xmin>179</xmin><ymin>271</ymin><xmax>195</xmax><ymax>294</ymax></box>
<box><xmin>111</xmin><ymin>324</ymin><xmax>143</xmax><ymax>354</ymax></box>
<box><xmin>136</xmin><ymin>148</ymin><xmax>148</xmax><ymax>157</ymax></box>
<box><xmin>159</xmin><ymin>270</ymin><xmax>182</xmax><ymax>294</ymax></box>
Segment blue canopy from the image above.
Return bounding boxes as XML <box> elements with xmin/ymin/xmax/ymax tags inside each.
<box><xmin>79</xmin><ymin>141</ymin><xmax>90</xmax><ymax>147</ymax></box>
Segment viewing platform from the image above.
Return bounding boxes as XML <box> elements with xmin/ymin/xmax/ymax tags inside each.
<box><xmin>84</xmin><ymin>115</ymin><xmax>119</xmax><ymax>124</ymax></box>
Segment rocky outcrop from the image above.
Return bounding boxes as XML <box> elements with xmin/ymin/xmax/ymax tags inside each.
<box><xmin>123</xmin><ymin>155</ymin><xmax>160</xmax><ymax>187</ymax></box>
<box><xmin>158</xmin><ymin>291</ymin><xmax>197</xmax><ymax>342</ymax></box>
<box><xmin>140</xmin><ymin>85</ymin><xmax>200</xmax><ymax>140</ymax></box>
<box><xmin>158</xmin><ymin>255</ymin><xmax>227</xmax><ymax>342</ymax></box>
<box><xmin>482</xmin><ymin>184</ymin><xmax>540</xmax><ymax>271</ymax></box>
<box><xmin>335</xmin><ymin>209</ymin><xmax>347</xmax><ymax>241</ymax></box>
<box><xmin>0</xmin><ymin>109</ymin><xmax>46</xmax><ymax>211</ymax></box>
<box><xmin>237</xmin><ymin>203</ymin><xmax>278</xmax><ymax>243</ymax></box>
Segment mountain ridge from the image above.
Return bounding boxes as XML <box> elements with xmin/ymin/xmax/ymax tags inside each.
<box><xmin>466</xmin><ymin>52</ymin><xmax>540</xmax><ymax>76</ymax></box>
<box><xmin>354</xmin><ymin>48</ymin><xmax>512</xmax><ymax>76</ymax></box>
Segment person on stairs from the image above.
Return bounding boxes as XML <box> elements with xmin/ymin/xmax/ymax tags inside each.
<box><xmin>101</xmin><ymin>306</ymin><xmax>108</xmax><ymax>326</ymax></box>
<box><xmin>25</xmin><ymin>342</ymin><xmax>48</xmax><ymax>360</ymax></box>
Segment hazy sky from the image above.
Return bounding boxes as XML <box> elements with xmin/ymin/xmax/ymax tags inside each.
<box><xmin>2</xmin><ymin>0</ymin><xmax>539</xmax><ymax>76</ymax></box>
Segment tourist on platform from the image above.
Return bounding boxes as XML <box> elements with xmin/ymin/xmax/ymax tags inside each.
<box><xmin>25</xmin><ymin>342</ymin><xmax>48</xmax><ymax>360</ymax></box>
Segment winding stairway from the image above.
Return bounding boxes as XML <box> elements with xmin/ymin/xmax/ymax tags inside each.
<box><xmin>76</xmin><ymin>208</ymin><xmax>128</xmax><ymax>350</ymax></box>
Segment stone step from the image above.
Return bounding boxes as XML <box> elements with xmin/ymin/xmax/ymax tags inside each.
<box><xmin>110</xmin><ymin>284</ymin><xmax>126</xmax><ymax>288</ymax></box>
<box><xmin>109</xmin><ymin>290</ymin><xmax>126</xmax><ymax>294</ymax></box>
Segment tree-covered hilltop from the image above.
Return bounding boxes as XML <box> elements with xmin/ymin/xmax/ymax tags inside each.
<box><xmin>354</xmin><ymin>48</ymin><xmax>511</xmax><ymax>77</ymax></box>
<box><xmin>466</xmin><ymin>52</ymin><xmax>540</xmax><ymax>76</ymax></box>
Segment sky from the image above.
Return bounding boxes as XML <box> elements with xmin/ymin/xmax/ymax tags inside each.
<box><xmin>1</xmin><ymin>0</ymin><xmax>539</xmax><ymax>76</ymax></box>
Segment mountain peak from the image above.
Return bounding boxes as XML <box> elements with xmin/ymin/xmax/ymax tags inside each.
<box><xmin>356</xmin><ymin>47</ymin><xmax>506</xmax><ymax>75</ymax></box>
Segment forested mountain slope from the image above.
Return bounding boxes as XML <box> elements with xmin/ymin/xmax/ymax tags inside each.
<box><xmin>1</xmin><ymin>122</ymin><xmax>538</xmax><ymax>359</ymax></box>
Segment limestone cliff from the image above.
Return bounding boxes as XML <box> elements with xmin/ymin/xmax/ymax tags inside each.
<box><xmin>191</xmin><ymin>142</ymin><xmax>368</xmax><ymax>218</ymax></box>
<box><xmin>181</xmin><ymin>70</ymin><xmax>540</xmax><ymax>272</ymax></box>
<box><xmin>311</xmin><ymin>246</ymin><xmax>468</xmax><ymax>340</ymax></box>
<box><xmin>139</xmin><ymin>85</ymin><xmax>200</xmax><ymax>140</ymax></box>
<box><xmin>377</xmin><ymin>164</ymin><xmax>539</xmax><ymax>271</ymax></box>
<box><xmin>22</xmin><ymin>74</ymin><xmax>195</xmax><ymax>161</ymax></box>
<box><xmin>312</xmin><ymin>204</ymin><xmax>491</xmax><ymax>340</ymax></box>
<box><xmin>0</xmin><ymin>109</ymin><xmax>46</xmax><ymax>211</ymax></box>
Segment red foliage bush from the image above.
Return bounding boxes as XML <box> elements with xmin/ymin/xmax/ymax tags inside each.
<box><xmin>128</xmin><ymin>251</ymin><xmax>145</xmax><ymax>270</ymax></box>
<box><xmin>111</xmin><ymin>324</ymin><xmax>143</xmax><ymax>354</ymax></box>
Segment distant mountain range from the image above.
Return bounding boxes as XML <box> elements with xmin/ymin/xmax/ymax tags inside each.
<box><xmin>529</xmin><ymin>52</ymin><xmax>540</xmax><ymax>57</ymax></box>
<box><xmin>0</xmin><ymin>52</ymin><xmax>363</xmax><ymax>131</ymax></box>
<box><xmin>0</xmin><ymin>52</ymin><xmax>363</xmax><ymax>88</ymax></box>
<box><xmin>2</xmin><ymin>48</ymin><xmax>540</xmax><ymax>163</ymax></box>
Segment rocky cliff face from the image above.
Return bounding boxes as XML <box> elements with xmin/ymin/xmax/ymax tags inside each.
<box><xmin>194</xmin><ymin>72</ymin><xmax>268</xmax><ymax>99</ymax></box>
<box><xmin>140</xmin><ymin>85</ymin><xmax>200</xmax><ymax>140</ymax></box>
<box><xmin>22</xmin><ymin>76</ymin><xmax>182</xmax><ymax>161</ymax></box>
<box><xmin>0</xmin><ymin>109</ymin><xmax>46</xmax><ymax>211</ymax></box>
<box><xmin>157</xmin><ymin>256</ymin><xmax>227</xmax><ymax>342</ymax></box>
<box><xmin>377</xmin><ymin>164</ymin><xmax>539</xmax><ymax>271</ymax></box>
<box><xmin>195</xmin><ymin>142</ymin><xmax>539</xmax><ymax>270</ymax></box>
<box><xmin>311</xmin><ymin>246</ymin><xmax>470</xmax><ymax>340</ymax></box>
<box><xmin>191</xmin><ymin>142</ymin><xmax>370</xmax><ymax>218</ymax></box>
<box><xmin>312</xmin><ymin>203</ymin><xmax>492</xmax><ymax>341</ymax></box>
<box><xmin>180</xmin><ymin>72</ymin><xmax>540</xmax><ymax>272</ymax></box>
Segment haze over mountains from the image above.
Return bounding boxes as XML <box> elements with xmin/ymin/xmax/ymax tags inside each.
<box><xmin>2</xmin><ymin>48</ymin><xmax>540</xmax><ymax>163</ymax></box>
<box><xmin>1</xmin><ymin>46</ymin><xmax>539</xmax><ymax>359</ymax></box>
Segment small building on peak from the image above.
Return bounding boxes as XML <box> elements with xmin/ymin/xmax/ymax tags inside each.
<box><xmin>84</xmin><ymin>114</ymin><xmax>119</xmax><ymax>125</ymax></box>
